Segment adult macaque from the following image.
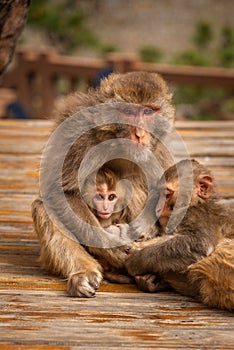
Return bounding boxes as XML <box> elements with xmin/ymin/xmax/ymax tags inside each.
<box><xmin>32</xmin><ymin>71</ymin><xmax>175</xmax><ymax>297</ymax></box>
<box><xmin>126</xmin><ymin>159</ymin><xmax>234</xmax><ymax>310</ymax></box>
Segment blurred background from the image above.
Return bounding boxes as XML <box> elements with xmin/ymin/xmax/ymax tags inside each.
<box><xmin>1</xmin><ymin>0</ymin><xmax>234</xmax><ymax>121</ymax></box>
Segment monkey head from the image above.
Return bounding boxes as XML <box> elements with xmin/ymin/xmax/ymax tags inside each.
<box><xmin>156</xmin><ymin>159</ymin><xmax>215</xmax><ymax>227</ymax></box>
<box><xmin>92</xmin><ymin>184</ymin><xmax>118</xmax><ymax>220</ymax></box>
<box><xmin>95</xmin><ymin>71</ymin><xmax>175</xmax><ymax>149</ymax></box>
<box><xmin>81</xmin><ymin>166</ymin><xmax>127</xmax><ymax>221</ymax></box>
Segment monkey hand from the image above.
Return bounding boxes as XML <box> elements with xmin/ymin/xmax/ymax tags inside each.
<box><xmin>67</xmin><ymin>262</ymin><xmax>103</xmax><ymax>298</ymax></box>
<box><xmin>105</xmin><ymin>224</ymin><xmax>130</xmax><ymax>242</ymax></box>
<box><xmin>135</xmin><ymin>274</ymin><xmax>169</xmax><ymax>292</ymax></box>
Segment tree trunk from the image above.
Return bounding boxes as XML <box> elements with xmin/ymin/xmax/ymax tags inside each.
<box><xmin>0</xmin><ymin>0</ymin><xmax>30</xmax><ymax>75</ymax></box>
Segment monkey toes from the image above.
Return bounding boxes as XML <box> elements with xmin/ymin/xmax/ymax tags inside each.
<box><xmin>67</xmin><ymin>269</ymin><xmax>103</xmax><ymax>297</ymax></box>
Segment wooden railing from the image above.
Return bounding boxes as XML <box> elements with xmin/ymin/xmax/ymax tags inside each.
<box><xmin>1</xmin><ymin>47</ymin><xmax>234</xmax><ymax>118</ymax></box>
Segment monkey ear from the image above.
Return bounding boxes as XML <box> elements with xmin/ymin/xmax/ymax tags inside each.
<box><xmin>196</xmin><ymin>175</ymin><xmax>213</xmax><ymax>199</ymax></box>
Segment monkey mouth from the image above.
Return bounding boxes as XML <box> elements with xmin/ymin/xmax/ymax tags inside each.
<box><xmin>98</xmin><ymin>212</ymin><xmax>112</xmax><ymax>219</ymax></box>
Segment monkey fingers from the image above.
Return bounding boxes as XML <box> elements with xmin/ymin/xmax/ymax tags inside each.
<box><xmin>135</xmin><ymin>274</ymin><xmax>169</xmax><ymax>292</ymax></box>
<box><xmin>67</xmin><ymin>269</ymin><xmax>103</xmax><ymax>298</ymax></box>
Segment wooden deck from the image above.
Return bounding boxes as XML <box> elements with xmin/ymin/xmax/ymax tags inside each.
<box><xmin>0</xmin><ymin>119</ymin><xmax>234</xmax><ymax>349</ymax></box>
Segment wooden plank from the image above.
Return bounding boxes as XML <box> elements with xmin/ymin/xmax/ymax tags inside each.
<box><xmin>0</xmin><ymin>119</ymin><xmax>234</xmax><ymax>349</ymax></box>
<box><xmin>0</xmin><ymin>289</ymin><xmax>233</xmax><ymax>349</ymax></box>
<box><xmin>0</xmin><ymin>345</ymin><xmax>70</xmax><ymax>350</ymax></box>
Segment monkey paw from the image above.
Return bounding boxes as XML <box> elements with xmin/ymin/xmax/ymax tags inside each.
<box><xmin>67</xmin><ymin>269</ymin><xmax>103</xmax><ymax>298</ymax></box>
<box><xmin>135</xmin><ymin>274</ymin><xmax>169</xmax><ymax>292</ymax></box>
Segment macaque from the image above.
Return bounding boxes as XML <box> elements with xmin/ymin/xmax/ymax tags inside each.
<box><xmin>31</xmin><ymin>71</ymin><xmax>175</xmax><ymax>297</ymax></box>
<box><xmin>126</xmin><ymin>159</ymin><xmax>234</xmax><ymax>310</ymax></box>
<box><xmin>81</xmin><ymin>165</ymin><xmax>130</xmax><ymax>228</ymax></box>
<box><xmin>81</xmin><ymin>166</ymin><xmax>134</xmax><ymax>284</ymax></box>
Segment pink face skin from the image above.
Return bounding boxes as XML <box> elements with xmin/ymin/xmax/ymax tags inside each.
<box><xmin>93</xmin><ymin>184</ymin><xmax>118</xmax><ymax>220</ymax></box>
<box><xmin>120</xmin><ymin>105</ymin><xmax>159</xmax><ymax>146</ymax></box>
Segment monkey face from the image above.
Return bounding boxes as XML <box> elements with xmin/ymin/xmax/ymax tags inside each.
<box><xmin>119</xmin><ymin>105</ymin><xmax>159</xmax><ymax>146</ymax></box>
<box><xmin>155</xmin><ymin>182</ymin><xmax>177</xmax><ymax>226</ymax></box>
<box><xmin>93</xmin><ymin>184</ymin><xmax>118</xmax><ymax>220</ymax></box>
<box><xmin>155</xmin><ymin>159</ymin><xmax>215</xmax><ymax>228</ymax></box>
<box><xmin>94</xmin><ymin>104</ymin><xmax>159</xmax><ymax>148</ymax></box>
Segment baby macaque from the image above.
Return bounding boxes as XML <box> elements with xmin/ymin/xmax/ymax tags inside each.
<box><xmin>82</xmin><ymin>166</ymin><xmax>134</xmax><ymax>284</ymax></box>
<box><xmin>126</xmin><ymin>159</ymin><xmax>234</xmax><ymax>310</ymax></box>
<box><xmin>82</xmin><ymin>166</ymin><xmax>130</xmax><ymax>228</ymax></box>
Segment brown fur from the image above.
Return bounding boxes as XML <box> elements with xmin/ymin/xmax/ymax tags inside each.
<box><xmin>189</xmin><ymin>239</ymin><xmax>234</xmax><ymax>310</ymax></box>
<box><xmin>82</xmin><ymin>165</ymin><xmax>134</xmax><ymax>284</ymax></box>
<box><xmin>126</xmin><ymin>159</ymin><xmax>234</xmax><ymax>310</ymax></box>
<box><xmin>32</xmin><ymin>71</ymin><xmax>175</xmax><ymax>297</ymax></box>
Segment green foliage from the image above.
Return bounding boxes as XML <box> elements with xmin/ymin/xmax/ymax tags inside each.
<box><xmin>174</xmin><ymin>86</ymin><xmax>227</xmax><ymax>105</ymax></box>
<box><xmin>176</xmin><ymin>22</ymin><xmax>234</xmax><ymax>68</ymax></box>
<box><xmin>219</xmin><ymin>46</ymin><xmax>234</xmax><ymax>67</ymax></box>
<box><xmin>28</xmin><ymin>0</ymin><xmax>99</xmax><ymax>53</ymax></box>
<box><xmin>175</xmin><ymin>49</ymin><xmax>210</xmax><ymax>66</ymax></box>
<box><xmin>100</xmin><ymin>44</ymin><xmax>117</xmax><ymax>56</ymax></box>
<box><xmin>218</xmin><ymin>25</ymin><xmax>234</xmax><ymax>67</ymax></box>
<box><xmin>139</xmin><ymin>46</ymin><xmax>162</xmax><ymax>63</ymax></box>
<box><xmin>223</xmin><ymin>98</ymin><xmax>234</xmax><ymax>114</ymax></box>
<box><xmin>174</xmin><ymin>85</ymin><xmax>232</xmax><ymax>120</ymax></box>
<box><xmin>221</xmin><ymin>26</ymin><xmax>234</xmax><ymax>47</ymax></box>
<box><xmin>193</xmin><ymin>21</ymin><xmax>213</xmax><ymax>49</ymax></box>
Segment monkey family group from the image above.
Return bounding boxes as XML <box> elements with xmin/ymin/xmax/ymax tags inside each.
<box><xmin>32</xmin><ymin>71</ymin><xmax>234</xmax><ymax>311</ymax></box>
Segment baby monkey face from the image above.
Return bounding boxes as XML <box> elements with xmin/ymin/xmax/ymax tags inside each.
<box><xmin>93</xmin><ymin>183</ymin><xmax>118</xmax><ymax>220</ymax></box>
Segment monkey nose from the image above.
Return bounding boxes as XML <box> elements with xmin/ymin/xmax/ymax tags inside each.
<box><xmin>135</xmin><ymin>128</ymin><xmax>145</xmax><ymax>139</ymax></box>
<box><xmin>103</xmin><ymin>201</ymin><xmax>108</xmax><ymax>210</ymax></box>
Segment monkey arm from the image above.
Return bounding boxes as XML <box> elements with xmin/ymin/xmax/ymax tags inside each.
<box><xmin>125</xmin><ymin>233</ymin><xmax>215</xmax><ymax>276</ymax></box>
<box><xmin>86</xmin><ymin>223</ymin><xmax>132</xmax><ymax>269</ymax></box>
<box><xmin>31</xmin><ymin>198</ymin><xmax>103</xmax><ymax>297</ymax></box>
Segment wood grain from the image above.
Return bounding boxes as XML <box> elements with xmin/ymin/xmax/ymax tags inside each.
<box><xmin>0</xmin><ymin>119</ymin><xmax>234</xmax><ymax>349</ymax></box>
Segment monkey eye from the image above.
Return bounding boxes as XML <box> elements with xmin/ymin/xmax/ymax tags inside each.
<box><xmin>143</xmin><ymin>107</ymin><xmax>154</xmax><ymax>115</ymax></box>
<box><xmin>123</xmin><ymin>108</ymin><xmax>134</xmax><ymax>116</ymax></box>
<box><xmin>108</xmin><ymin>193</ymin><xmax>117</xmax><ymax>201</ymax></box>
<box><xmin>94</xmin><ymin>194</ymin><xmax>104</xmax><ymax>201</ymax></box>
<box><xmin>162</xmin><ymin>188</ymin><xmax>173</xmax><ymax>199</ymax></box>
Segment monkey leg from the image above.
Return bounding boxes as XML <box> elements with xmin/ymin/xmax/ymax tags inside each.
<box><xmin>31</xmin><ymin>198</ymin><xmax>103</xmax><ymax>297</ymax></box>
<box><xmin>188</xmin><ymin>239</ymin><xmax>234</xmax><ymax>311</ymax></box>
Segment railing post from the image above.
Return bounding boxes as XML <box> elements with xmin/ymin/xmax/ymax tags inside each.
<box><xmin>37</xmin><ymin>50</ymin><xmax>58</xmax><ymax>118</ymax></box>
<box><xmin>16</xmin><ymin>50</ymin><xmax>33</xmax><ymax>116</ymax></box>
